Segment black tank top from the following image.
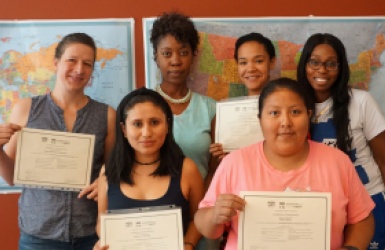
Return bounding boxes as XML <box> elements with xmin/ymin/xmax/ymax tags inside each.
<box><xmin>107</xmin><ymin>175</ymin><xmax>190</xmax><ymax>235</ymax></box>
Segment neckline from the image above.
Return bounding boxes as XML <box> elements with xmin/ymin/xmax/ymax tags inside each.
<box><xmin>118</xmin><ymin>176</ymin><xmax>173</xmax><ymax>202</ymax></box>
<box><xmin>173</xmin><ymin>92</ymin><xmax>195</xmax><ymax>118</ymax></box>
<box><xmin>260</xmin><ymin>141</ymin><xmax>312</xmax><ymax>175</ymax></box>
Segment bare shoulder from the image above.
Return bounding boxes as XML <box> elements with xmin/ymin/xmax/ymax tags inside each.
<box><xmin>107</xmin><ymin>106</ymin><xmax>116</xmax><ymax>119</ymax></box>
<box><xmin>9</xmin><ymin>98</ymin><xmax>32</xmax><ymax>126</ymax></box>
<box><xmin>181</xmin><ymin>157</ymin><xmax>202</xmax><ymax>179</ymax></box>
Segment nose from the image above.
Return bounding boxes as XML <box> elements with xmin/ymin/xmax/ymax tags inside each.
<box><xmin>317</xmin><ymin>64</ymin><xmax>328</xmax><ymax>73</ymax></box>
<box><xmin>246</xmin><ymin>62</ymin><xmax>256</xmax><ymax>71</ymax></box>
<box><xmin>280</xmin><ymin>112</ymin><xmax>293</xmax><ymax>127</ymax></box>
<box><xmin>170</xmin><ymin>54</ymin><xmax>182</xmax><ymax>66</ymax></box>
<box><xmin>74</xmin><ymin>62</ymin><xmax>84</xmax><ymax>74</ymax></box>
<box><xmin>142</xmin><ymin>124</ymin><xmax>152</xmax><ymax>137</ymax></box>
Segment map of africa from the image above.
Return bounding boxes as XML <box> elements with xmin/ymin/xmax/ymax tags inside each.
<box><xmin>0</xmin><ymin>19</ymin><xmax>135</xmax><ymax>124</ymax></box>
<box><xmin>0</xmin><ymin>19</ymin><xmax>134</xmax><ymax>192</ymax></box>
<box><xmin>144</xmin><ymin>17</ymin><xmax>385</xmax><ymax>115</ymax></box>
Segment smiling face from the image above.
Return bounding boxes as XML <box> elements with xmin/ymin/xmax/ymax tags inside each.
<box><xmin>237</xmin><ymin>41</ymin><xmax>276</xmax><ymax>96</ymax></box>
<box><xmin>305</xmin><ymin>44</ymin><xmax>339</xmax><ymax>102</ymax></box>
<box><xmin>155</xmin><ymin>34</ymin><xmax>194</xmax><ymax>86</ymax></box>
<box><xmin>260</xmin><ymin>88</ymin><xmax>311</xmax><ymax>157</ymax></box>
<box><xmin>54</xmin><ymin>43</ymin><xmax>94</xmax><ymax>93</ymax></box>
<box><xmin>122</xmin><ymin>102</ymin><xmax>168</xmax><ymax>161</ymax></box>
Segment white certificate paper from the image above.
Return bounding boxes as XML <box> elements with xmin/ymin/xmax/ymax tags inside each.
<box><xmin>215</xmin><ymin>97</ymin><xmax>263</xmax><ymax>152</ymax></box>
<box><xmin>14</xmin><ymin>128</ymin><xmax>95</xmax><ymax>191</ymax></box>
<box><xmin>239</xmin><ymin>191</ymin><xmax>331</xmax><ymax>250</ymax></box>
<box><xmin>101</xmin><ymin>207</ymin><xmax>184</xmax><ymax>250</ymax></box>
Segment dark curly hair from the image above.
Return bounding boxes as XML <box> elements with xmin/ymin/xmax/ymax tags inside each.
<box><xmin>150</xmin><ymin>11</ymin><xmax>199</xmax><ymax>61</ymax></box>
<box><xmin>297</xmin><ymin>33</ymin><xmax>352</xmax><ymax>154</ymax></box>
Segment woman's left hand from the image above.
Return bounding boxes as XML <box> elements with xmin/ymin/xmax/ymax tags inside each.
<box><xmin>78</xmin><ymin>178</ymin><xmax>99</xmax><ymax>201</ymax></box>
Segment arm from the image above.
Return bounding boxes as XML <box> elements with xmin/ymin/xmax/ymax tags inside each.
<box><xmin>339</xmin><ymin>213</ymin><xmax>374</xmax><ymax>250</ymax></box>
<box><xmin>104</xmin><ymin>107</ymin><xmax>116</xmax><ymax>163</ymax></box>
<box><xmin>94</xmin><ymin>166</ymin><xmax>109</xmax><ymax>250</ymax></box>
<box><xmin>79</xmin><ymin>107</ymin><xmax>116</xmax><ymax>200</ymax></box>
<box><xmin>181</xmin><ymin>158</ymin><xmax>204</xmax><ymax>249</ymax></box>
<box><xmin>0</xmin><ymin>99</ymin><xmax>30</xmax><ymax>185</ymax></box>
<box><xmin>194</xmin><ymin>194</ymin><xmax>245</xmax><ymax>239</ymax></box>
<box><xmin>205</xmin><ymin>116</ymin><xmax>220</xmax><ymax>190</ymax></box>
<box><xmin>369</xmin><ymin>131</ymin><xmax>385</xmax><ymax>185</ymax></box>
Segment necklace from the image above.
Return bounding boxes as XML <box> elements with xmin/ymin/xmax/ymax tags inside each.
<box><xmin>314</xmin><ymin>104</ymin><xmax>331</xmax><ymax>123</ymax></box>
<box><xmin>134</xmin><ymin>158</ymin><xmax>160</xmax><ymax>165</ymax></box>
<box><xmin>156</xmin><ymin>84</ymin><xmax>192</xmax><ymax>104</ymax></box>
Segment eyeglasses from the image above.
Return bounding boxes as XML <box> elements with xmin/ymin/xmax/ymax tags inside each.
<box><xmin>307</xmin><ymin>59</ymin><xmax>339</xmax><ymax>71</ymax></box>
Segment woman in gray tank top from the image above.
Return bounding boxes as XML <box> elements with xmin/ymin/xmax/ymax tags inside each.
<box><xmin>0</xmin><ymin>33</ymin><xmax>116</xmax><ymax>250</ymax></box>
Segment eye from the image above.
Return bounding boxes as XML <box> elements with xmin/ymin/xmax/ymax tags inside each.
<box><xmin>180</xmin><ymin>50</ymin><xmax>189</xmax><ymax>56</ymax></box>
<box><xmin>161</xmin><ymin>51</ymin><xmax>171</xmax><ymax>57</ymax></box>
<box><xmin>269</xmin><ymin>110</ymin><xmax>279</xmax><ymax>116</ymax></box>
<box><xmin>325</xmin><ymin>61</ymin><xmax>338</xmax><ymax>68</ymax></box>
<box><xmin>151</xmin><ymin>119</ymin><xmax>160</xmax><ymax>125</ymax></box>
<box><xmin>66</xmin><ymin>58</ymin><xmax>76</xmax><ymax>63</ymax></box>
<box><xmin>132</xmin><ymin>121</ymin><xmax>142</xmax><ymax>128</ymax></box>
<box><xmin>238</xmin><ymin>61</ymin><xmax>247</xmax><ymax>66</ymax></box>
<box><xmin>308</xmin><ymin>59</ymin><xmax>320</xmax><ymax>67</ymax></box>
<box><xmin>291</xmin><ymin>109</ymin><xmax>302</xmax><ymax>115</ymax></box>
<box><xmin>255</xmin><ymin>59</ymin><xmax>264</xmax><ymax>64</ymax></box>
<box><xmin>84</xmin><ymin>61</ymin><xmax>93</xmax><ymax>67</ymax></box>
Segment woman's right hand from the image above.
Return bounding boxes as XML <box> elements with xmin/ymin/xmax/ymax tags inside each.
<box><xmin>0</xmin><ymin>123</ymin><xmax>21</xmax><ymax>147</ymax></box>
<box><xmin>93</xmin><ymin>240</ymin><xmax>109</xmax><ymax>250</ymax></box>
<box><xmin>209</xmin><ymin>143</ymin><xmax>228</xmax><ymax>161</ymax></box>
<box><xmin>213</xmin><ymin>194</ymin><xmax>245</xmax><ymax>225</ymax></box>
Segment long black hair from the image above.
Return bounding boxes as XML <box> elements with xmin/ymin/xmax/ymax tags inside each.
<box><xmin>297</xmin><ymin>33</ymin><xmax>352</xmax><ymax>154</ymax></box>
<box><xmin>105</xmin><ymin>87</ymin><xmax>185</xmax><ymax>185</ymax></box>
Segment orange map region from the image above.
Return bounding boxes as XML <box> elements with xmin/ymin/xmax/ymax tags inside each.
<box><xmin>222</xmin><ymin>59</ymin><xmax>240</xmax><ymax>84</ymax></box>
<box><xmin>206</xmin><ymin>74</ymin><xmax>229</xmax><ymax>101</ymax></box>
<box><xmin>277</xmin><ymin>41</ymin><xmax>302</xmax><ymax>71</ymax></box>
<box><xmin>97</xmin><ymin>48</ymin><xmax>124</xmax><ymax>68</ymax></box>
<box><xmin>13</xmin><ymin>43</ymin><xmax>57</xmax><ymax>81</ymax></box>
<box><xmin>207</xmin><ymin>34</ymin><xmax>237</xmax><ymax>61</ymax></box>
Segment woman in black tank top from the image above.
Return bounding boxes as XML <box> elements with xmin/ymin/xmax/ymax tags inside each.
<box><xmin>94</xmin><ymin>88</ymin><xmax>204</xmax><ymax>250</ymax></box>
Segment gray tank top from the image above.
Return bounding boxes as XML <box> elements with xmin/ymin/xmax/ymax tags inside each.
<box><xmin>18</xmin><ymin>93</ymin><xmax>108</xmax><ymax>241</ymax></box>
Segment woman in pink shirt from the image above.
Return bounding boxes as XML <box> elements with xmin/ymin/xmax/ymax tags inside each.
<box><xmin>195</xmin><ymin>77</ymin><xmax>374</xmax><ymax>250</ymax></box>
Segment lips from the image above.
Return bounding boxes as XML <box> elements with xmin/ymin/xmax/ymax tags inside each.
<box><xmin>278</xmin><ymin>132</ymin><xmax>295</xmax><ymax>137</ymax></box>
<box><xmin>168</xmin><ymin>70</ymin><xmax>183</xmax><ymax>77</ymax></box>
<box><xmin>314</xmin><ymin>77</ymin><xmax>328</xmax><ymax>83</ymax></box>
<box><xmin>69</xmin><ymin>75</ymin><xmax>84</xmax><ymax>82</ymax></box>
<box><xmin>140</xmin><ymin>140</ymin><xmax>155</xmax><ymax>146</ymax></box>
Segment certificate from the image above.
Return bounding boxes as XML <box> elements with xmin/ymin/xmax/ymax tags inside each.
<box><xmin>101</xmin><ymin>206</ymin><xmax>184</xmax><ymax>250</ymax></box>
<box><xmin>14</xmin><ymin>128</ymin><xmax>95</xmax><ymax>191</ymax></box>
<box><xmin>238</xmin><ymin>191</ymin><xmax>331</xmax><ymax>250</ymax></box>
<box><xmin>215</xmin><ymin>97</ymin><xmax>264</xmax><ymax>152</ymax></box>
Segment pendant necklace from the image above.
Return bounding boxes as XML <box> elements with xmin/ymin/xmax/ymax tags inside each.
<box><xmin>156</xmin><ymin>84</ymin><xmax>192</xmax><ymax>104</ymax></box>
